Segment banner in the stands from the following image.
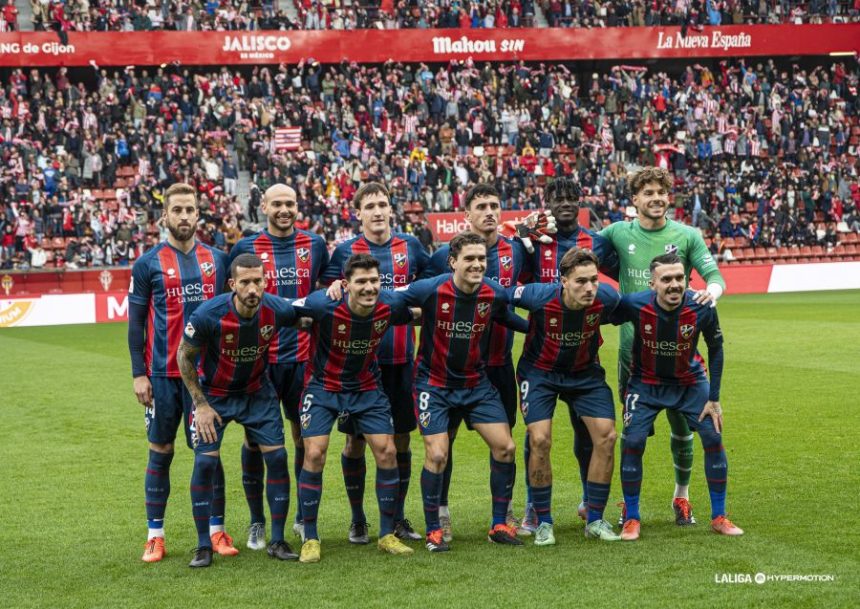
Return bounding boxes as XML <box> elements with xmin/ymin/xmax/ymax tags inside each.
<box><xmin>0</xmin><ymin>24</ymin><xmax>857</xmax><ymax>67</ymax></box>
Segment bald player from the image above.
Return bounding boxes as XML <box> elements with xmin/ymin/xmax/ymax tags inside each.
<box><xmin>229</xmin><ymin>184</ymin><xmax>329</xmax><ymax>549</ymax></box>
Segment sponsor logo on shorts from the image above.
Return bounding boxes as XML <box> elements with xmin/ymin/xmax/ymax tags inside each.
<box><xmin>513</xmin><ymin>285</ymin><xmax>525</xmax><ymax>300</ymax></box>
<box><xmin>260</xmin><ymin>324</ymin><xmax>274</xmax><ymax>341</ymax></box>
<box><xmin>300</xmin><ymin>413</ymin><xmax>311</xmax><ymax>430</ymax></box>
<box><xmin>337</xmin><ymin>411</ymin><xmax>349</xmax><ymax>424</ymax></box>
<box><xmin>520</xmin><ymin>401</ymin><xmax>529</xmax><ymax>417</ymax></box>
<box><xmin>623</xmin><ymin>410</ymin><xmax>632</xmax><ymax>427</ymax></box>
<box><xmin>189</xmin><ymin>410</ymin><xmax>199</xmax><ymax>448</ymax></box>
<box><xmin>680</xmin><ymin>323</ymin><xmax>695</xmax><ymax>340</ymax></box>
<box><xmin>419</xmin><ymin>411</ymin><xmax>431</xmax><ymax>428</ymax></box>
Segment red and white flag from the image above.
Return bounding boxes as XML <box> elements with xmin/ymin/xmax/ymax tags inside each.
<box><xmin>273</xmin><ymin>127</ymin><xmax>302</xmax><ymax>151</ymax></box>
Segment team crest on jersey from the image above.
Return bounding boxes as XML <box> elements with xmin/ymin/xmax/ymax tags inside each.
<box><xmin>477</xmin><ymin>302</ymin><xmax>490</xmax><ymax>317</ymax></box>
<box><xmin>374</xmin><ymin>319</ymin><xmax>388</xmax><ymax>334</ymax></box>
<box><xmin>586</xmin><ymin>313</ymin><xmax>600</xmax><ymax>326</ymax></box>
<box><xmin>680</xmin><ymin>324</ymin><xmax>695</xmax><ymax>339</ymax></box>
<box><xmin>337</xmin><ymin>323</ymin><xmax>347</xmax><ymax>334</ymax></box>
<box><xmin>225</xmin><ymin>333</ymin><xmax>235</xmax><ymax>343</ymax></box>
<box><xmin>297</xmin><ymin>247</ymin><xmax>310</xmax><ymax>262</ymax></box>
<box><xmin>500</xmin><ymin>255</ymin><xmax>512</xmax><ymax>270</ymax></box>
<box><xmin>394</xmin><ymin>252</ymin><xmax>407</xmax><ymax>268</ymax></box>
<box><xmin>200</xmin><ymin>261</ymin><xmax>215</xmax><ymax>277</ymax></box>
<box><xmin>665</xmin><ymin>243</ymin><xmax>678</xmax><ymax>254</ymax></box>
<box><xmin>419</xmin><ymin>412</ymin><xmax>431</xmax><ymax>428</ymax></box>
<box><xmin>260</xmin><ymin>325</ymin><xmax>274</xmax><ymax>341</ymax></box>
<box><xmin>300</xmin><ymin>413</ymin><xmax>312</xmax><ymax>430</ymax></box>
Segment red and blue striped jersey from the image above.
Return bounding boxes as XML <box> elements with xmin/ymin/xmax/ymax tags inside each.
<box><xmin>611</xmin><ymin>290</ymin><xmax>724</xmax><ymax>400</ymax></box>
<box><xmin>427</xmin><ymin>235</ymin><xmax>528</xmax><ymax>367</ymax></box>
<box><xmin>321</xmin><ymin>233</ymin><xmax>429</xmax><ymax>365</ymax></box>
<box><xmin>293</xmin><ymin>290</ymin><xmax>415</xmax><ymax>392</ymax></box>
<box><xmin>128</xmin><ymin>241</ymin><xmax>228</xmax><ymax>378</ymax></box>
<box><xmin>183</xmin><ymin>292</ymin><xmax>298</xmax><ymax>397</ymax></box>
<box><xmin>398</xmin><ymin>275</ymin><xmax>527</xmax><ymax>389</ymax></box>
<box><xmin>229</xmin><ymin>229</ymin><xmax>329</xmax><ymax>365</ymax></box>
<box><xmin>511</xmin><ymin>283</ymin><xmax>620</xmax><ymax>375</ymax></box>
<box><xmin>526</xmin><ymin>227</ymin><xmax>618</xmax><ymax>283</ymax></box>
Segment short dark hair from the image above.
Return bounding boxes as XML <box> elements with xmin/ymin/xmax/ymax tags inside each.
<box><xmin>545</xmin><ymin>177</ymin><xmax>582</xmax><ymax>204</ymax></box>
<box><xmin>352</xmin><ymin>182</ymin><xmax>390</xmax><ymax>210</ymax></box>
<box><xmin>448</xmin><ymin>231</ymin><xmax>486</xmax><ymax>262</ymax></box>
<box><xmin>231</xmin><ymin>253</ymin><xmax>264</xmax><ymax>277</ymax></box>
<box><xmin>463</xmin><ymin>183</ymin><xmax>500</xmax><ymax>210</ymax></box>
<box><xmin>559</xmin><ymin>248</ymin><xmax>599</xmax><ymax>277</ymax></box>
<box><xmin>649</xmin><ymin>252</ymin><xmax>682</xmax><ymax>274</ymax></box>
<box><xmin>343</xmin><ymin>253</ymin><xmax>380</xmax><ymax>280</ymax></box>
<box><xmin>628</xmin><ymin>167</ymin><xmax>673</xmax><ymax>196</ymax></box>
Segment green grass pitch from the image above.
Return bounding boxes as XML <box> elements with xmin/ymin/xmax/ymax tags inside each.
<box><xmin>1</xmin><ymin>290</ymin><xmax>858</xmax><ymax>609</ymax></box>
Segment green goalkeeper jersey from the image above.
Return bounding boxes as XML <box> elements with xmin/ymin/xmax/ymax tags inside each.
<box><xmin>599</xmin><ymin>219</ymin><xmax>725</xmax><ymax>295</ymax></box>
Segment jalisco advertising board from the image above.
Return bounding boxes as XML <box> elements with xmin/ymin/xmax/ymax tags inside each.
<box><xmin>0</xmin><ymin>24</ymin><xmax>856</xmax><ymax>67</ymax></box>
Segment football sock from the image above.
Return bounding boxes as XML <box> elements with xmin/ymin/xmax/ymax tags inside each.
<box><xmin>490</xmin><ymin>457</ymin><xmax>515</xmax><ymax>527</ymax></box>
<box><xmin>298</xmin><ymin>469</ymin><xmax>323</xmax><ymax>541</ymax></box>
<box><xmin>572</xmin><ymin>418</ymin><xmax>593</xmax><ymax>504</ymax></box>
<box><xmin>293</xmin><ymin>445</ymin><xmax>305</xmax><ymax>523</ymax></box>
<box><xmin>531</xmin><ymin>484</ymin><xmax>553</xmax><ymax>525</ymax></box>
<box><xmin>668</xmin><ymin>410</ymin><xmax>694</xmax><ymax>489</ymax></box>
<box><xmin>190</xmin><ymin>453</ymin><xmax>219</xmax><ymax>548</ymax></box>
<box><xmin>523</xmin><ymin>431</ymin><xmax>533</xmax><ymax>505</ymax></box>
<box><xmin>209</xmin><ymin>459</ymin><xmax>226</xmax><ymax>534</ymax></box>
<box><xmin>241</xmin><ymin>443</ymin><xmax>266</xmax><ymax>525</ymax></box>
<box><xmin>145</xmin><ymin>449</ymin><xmax>173</xmax><ymax>538</ymax></box>
<box><xmin>341</xmin><ymin>455</ymin><xmax>367</xmax><ymax>525</ymax></box>
<box><xmin>394</xmin><ymin>451</ymin><xmax>411</xmax><ymax>522</ymax></box>
<box><xmin>421</xmin><ymin>467</ymin><xmax>443</xmax><ymax>533</ymax></box>
<box><xmin>376</xmin><ymin>467</ymin><xmax>399</xmax><ymax>536</ymax></box>
<box><xmin>263</xmin><ymin>448</ymin><xmax>290</xmax><ymax>543</ymax></box>
<box><xmin>620</xmin><ymin>436</ymin><xmax>645</xmax><ymax>522</ymax></box>
<box><xmin>700</xmin><ymin>430</ymin><xmax>728</xmax><ymax>519</ymax></box>
<box><xmin>586</xmin><ymin>481</ymin><xmax>611</xmax><ymax>523</ymax></box>
<box><xmin>439</xmin><ymin>443</ymin><xmax>453</xmax><ymax>507</ymax></box>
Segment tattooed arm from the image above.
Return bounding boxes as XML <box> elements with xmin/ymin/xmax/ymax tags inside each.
<box><xmin>177</xmin><ymin>338</ymin><xmax>221</xmax><ymax>445</ymax></box>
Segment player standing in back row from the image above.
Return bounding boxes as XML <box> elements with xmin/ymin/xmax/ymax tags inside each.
<box><xmin>128</xmin><ymin>182</ymin><xmax>232</xmax><ymax>563</ymax></box>
<box><xmin>321</xmin><ymin>183</ymin><xmax>430</xmax><ymax>544</ymax></box>
<box><xmin>229</xmin><ymin>184</ymin><xmax>329</xmax><ymax>548</ymax></box>
<box><xmin>600</xmin><ymin>167</ymin><xmax>725</xmax><ymax>526</ymax></box>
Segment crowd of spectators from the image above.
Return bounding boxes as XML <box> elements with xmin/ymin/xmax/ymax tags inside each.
<box><xmin>1</xmin><ymin>54</ymin><xmax>858</xmax><ymax>270</ymax></box>
<box><xmin>23</xmin><ymin>0</ymin><xmax>860</xmax><ymax>33</ymax></box>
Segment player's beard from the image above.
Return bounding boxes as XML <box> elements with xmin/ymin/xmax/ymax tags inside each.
<box><xmin>236</xmin><ymin>291</ymin><xmax>261</xmax><ymax>310</ymax></box>
<box><xmin>166</xmin><ymin>222</ymin><xmax>196</xmax><ymax>243</ymax></box>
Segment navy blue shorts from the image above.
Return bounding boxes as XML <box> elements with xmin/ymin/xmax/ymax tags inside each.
<box><xmin>192</xmin><ymin>382</ymin><xmax>285</xmax><ymax>453</ymax></box>
<box><xmin>516</xmin><ymin>361</ymin><xmax>615</xmax><ymax>425</ymax></box>
<box><xmin>413</xmin><ymin>374</ymin><xmax>508</xmax><ymax>436</ymax></box>
<box><xmin>147</xmin><ymin>376</ymin><xmax>193</xmax><ymax>448</ymax></box>
<box><xmin>301</xmin><ymin>379</ymin><xmax>394</xmax><ymax>438</ymax></box>
<box><xmin>338</xmin><ymin>362</ymin><xmax>415</xmax><ymax>435</ymax></box>
<box><xmin>622</xmin><ymin>382</ymin><xmax>709</xmax><ymax>438</ymax></box>
<box><xmin>268</xmin><ymin>362</ymin><xmax>306</xmax><ymax>424</ymax></box>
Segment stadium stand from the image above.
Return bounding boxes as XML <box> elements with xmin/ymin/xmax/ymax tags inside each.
<box><xmin>24</xmin><ymin>0</ymin><xmax>860</xmax><ymax>32</ymax></box>
<box><xmin>0</xmin><ymin>50</ymin><xmax>858</xmax><ymax>270</ymax></box>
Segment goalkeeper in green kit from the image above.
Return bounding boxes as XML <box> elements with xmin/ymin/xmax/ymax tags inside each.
<box><xmin>600</xmin><ymin>167</ymin><xmax>726</xmax><ymax>526</ymax></box>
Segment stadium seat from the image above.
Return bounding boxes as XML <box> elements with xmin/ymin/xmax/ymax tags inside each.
<box><xmin>811</xmin><ymin>245</ymin><xmax>824</xmax><ymax>256</ymax></box>
<box><xmin>799</xmin><ymin>246</ymin><xmax>813</xmax><ymax>257</ymax></box>
<box><xmin>776</xmin><ymin>247</ymin><xmax>790</xmax><ymax>258</ymax></box>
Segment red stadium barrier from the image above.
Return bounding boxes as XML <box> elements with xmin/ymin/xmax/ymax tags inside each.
<box><xmin>0</xmin><ymin>24</ymin><xmax>857</xmax><ymax>67</ymax></box>
<box><xmin>0</xmin><ymin>268</ymin><xmax>131</xmax><ymax>297</ymax></box>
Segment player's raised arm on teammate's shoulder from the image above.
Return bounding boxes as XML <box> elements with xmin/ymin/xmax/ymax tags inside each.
<box><xmin>607</xmin><ymin>293</ymin><xmax>636</xmax><ymax>325</ymax></box>
<box><xmin>598</xmin><ymin>283</ymin><xmax>622</xmax><ymax>324</ymax></box>
<box><xmin>689</xmin><ymin>230</ymin><xmax>726</xmax><ymax>306</ymax></box>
